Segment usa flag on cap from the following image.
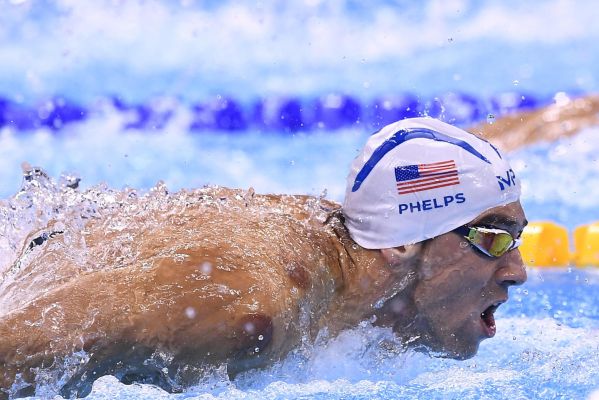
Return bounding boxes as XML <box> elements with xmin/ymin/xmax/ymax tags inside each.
<box><xmin>395</xmin><ymin>160</ymin><xmax>459</xmax><ymax>195</ymax></box>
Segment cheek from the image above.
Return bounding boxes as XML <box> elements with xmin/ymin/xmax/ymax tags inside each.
<box><xmin>419</xmin><ymin>239</ymin><xmax>471</xmax><ymax>279</ymax></box>
<box><xmin>415</xmin><ymin>238</ymin><xmax>497</xmax><ymax>326</ymax></box>
<box><xmin>417</xmin><ymin>263</ymin><xmax>483</xmax><ymax>306</ymax></box>
<box><xmin>419</xmin><ymin>244</ymin><xmax>493</xmax><ymax>301</ymax></box>
<box><xmin>413</xmin><ymin>263</ymin><xmax>490</xmax><ymax>331</ymax></box>
<box><xmin>414</xmin><ymin>277</ymin><xmax>482</xmax><ymax>348</ymax></box>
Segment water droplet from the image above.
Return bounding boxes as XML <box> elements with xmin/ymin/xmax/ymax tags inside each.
<box><xmin>244</xmin><ymin>322</ymin><xmax>256</xmax><ymax>334</ymax></box>
<box><xmin>373</xmin><ymin>298</ymin><xmax>385</xmax><ymax>309</ymax></box>
<box><xmin>59</xmin><ymin>172</ymin><xmax>81</xmax><ymax>189</ymax></box>
<box><xmin>258</xmin><ymin>335</ymin><xmax>264</xmax><ymax>341</ymax></box>
<box><xmin>254</xmin><ymin>347</ymin><xmax>260</xmax><ymax>353</ymax></box>
<box><xmin>185</xmin><ymin>307</ymin><xmax>196</xmax><ymax>319</ymax></box>
<box><xmin>200</xmin><ymin>261</ymin><xmax>213</xmax><ymax>275</ymax></box>
<box><xmin>486</xmin><ymin>114</ymin><xmax>495</xmax><ymax>124</ymax></box>
<box><xmin>554</xmin><ymin>92</ymin><xmax>571</xmax><ymax>107</ymax></box>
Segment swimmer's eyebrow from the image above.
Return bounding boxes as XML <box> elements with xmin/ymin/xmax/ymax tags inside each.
<box><xmin>473</xmin><ymin>214</ymin><xmax>528</xmax><ymax>235</ymax></box>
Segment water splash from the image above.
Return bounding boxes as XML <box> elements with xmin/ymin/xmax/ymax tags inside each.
<box><xmin>41</xmin><ymin>312</ymin><xmax>599</xmax><ymax>400</ymax></box>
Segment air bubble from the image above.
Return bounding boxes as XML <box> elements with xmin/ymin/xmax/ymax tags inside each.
<box><xmin>486</xmin><ymin>114</ymin><xmax>495</xmax><ymax>124</ymax></box>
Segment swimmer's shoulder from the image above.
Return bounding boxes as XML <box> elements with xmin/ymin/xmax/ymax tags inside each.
<box><xmin>187</xmin><ymin>185</ymin><xmax>341</xmax><ymax>221</ymax></box>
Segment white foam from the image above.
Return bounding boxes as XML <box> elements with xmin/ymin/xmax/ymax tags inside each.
<box><xmin>26</xmin><ymin>316</ymin><xmax>597</xmax><ymax>399</ymax></box>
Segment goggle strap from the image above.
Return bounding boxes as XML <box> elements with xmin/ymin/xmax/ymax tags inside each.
<box><xmin>452</xmin><ymin>225</ymin><xmax>471</xmax><ymax>237</ymax></box>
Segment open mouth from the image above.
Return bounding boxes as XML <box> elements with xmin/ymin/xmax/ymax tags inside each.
<box><xmin>480</xmin><ymin>301</ymin><xmax>504</xmax><ymax>337</ymax></box>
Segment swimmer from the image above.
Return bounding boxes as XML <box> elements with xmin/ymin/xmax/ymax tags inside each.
<box><xmin>0</xmin><ymin>117</ymin><xmax>527</xmax><ymax>398</ymax></box>
<box><xmin>473</xmin><ymin>94</ymin><xmax>599</xmax><ymax>151</ymax></box>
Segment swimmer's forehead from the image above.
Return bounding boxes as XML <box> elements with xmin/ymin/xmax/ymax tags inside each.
<box><xmin>469</xmin><ymin>203</ymin><xmax>528</xmax><ymax>237</ymax></box>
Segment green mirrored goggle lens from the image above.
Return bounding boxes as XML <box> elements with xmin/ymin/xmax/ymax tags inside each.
<box><xmin>466</xmin><ymin>227</ymin><xmax>520</xmax><ymax>257</ymax></box>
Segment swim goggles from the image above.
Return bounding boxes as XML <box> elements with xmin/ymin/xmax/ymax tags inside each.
<box><xmin>453</xmin><ymin>226</ymin><xmax>522</xmax><ymax>258</ymax></box>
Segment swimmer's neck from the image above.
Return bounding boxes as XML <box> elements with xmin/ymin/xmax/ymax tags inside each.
<box><xmin>323</xmin><ymin>217</ymin><xmax>416</xmax><ymax>334</ymax></box>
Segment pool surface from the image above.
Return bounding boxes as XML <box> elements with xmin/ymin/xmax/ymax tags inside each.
<box><xmin>1</xmin><ymin>0</ymin><xmax>599</xmax><ymax>399</ymax></box>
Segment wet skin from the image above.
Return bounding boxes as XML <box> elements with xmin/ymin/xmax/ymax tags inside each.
<box><xmin>0</xmin><ymin>189</ymin><xmax>358</xmax><ymax>397</ymax></box>
<box><xmin>375</xmin><ymin>201</ymin><xmax>528</xmax><ymax>358</ymax></box>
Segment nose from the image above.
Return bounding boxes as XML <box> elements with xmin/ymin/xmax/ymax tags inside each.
<box><xmin>495</xmin><ymin>249</ymin><xmax>527</xmax><ymax>287</ymax></box>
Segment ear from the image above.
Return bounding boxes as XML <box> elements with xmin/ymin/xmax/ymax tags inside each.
<box><xmin>380</xmin><ymin>244</ymin><xmax>422</xmax><ymax>267</ymax></box>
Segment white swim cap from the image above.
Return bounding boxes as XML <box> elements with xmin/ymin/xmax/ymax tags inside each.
<box><xmin>343</xmin><ymin>117</ymin><xmax>521</xmax><ymax>249</ymax></box>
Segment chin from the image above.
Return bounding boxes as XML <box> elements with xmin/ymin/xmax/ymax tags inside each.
<box><xmin>415</xmin><ymin>333</ymin><xmax>482</xmax><ymax>360</ymax></box>
<box><xmin>392</xmin><ymin>316</ymin><xmax>484</xmax><ymax>360</ymax></box>
<box><xmin>445</xmin><ymin>347</ymin><xmax>478</xmax><ymax>360</ymax></box>
<box><xmin>396</xmin><ymin>331</ymin><xmax>481</xmax><ymax>360</ymax></box>
<box><xmin>439</xmin><ymin>339</ymin><xmax>481</xmax><ymax>360</ymax></box>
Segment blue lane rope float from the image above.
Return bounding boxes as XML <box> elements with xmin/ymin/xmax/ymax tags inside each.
<box><xmin>0</xmin><ymin>92</ymin><xmax>545</xmax><ymax>132</ymax></box>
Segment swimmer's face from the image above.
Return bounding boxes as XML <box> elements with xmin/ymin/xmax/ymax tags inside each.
<box><xmin>396</xmin><ymin>201</ymin><xmax>528</xmax><ymax>358</ymax></box>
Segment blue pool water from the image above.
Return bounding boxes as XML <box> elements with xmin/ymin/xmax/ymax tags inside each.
<box><xmin>1</xmin><ymin>0</ymin><xmax>599</xmax><ymax>399</ymax></box>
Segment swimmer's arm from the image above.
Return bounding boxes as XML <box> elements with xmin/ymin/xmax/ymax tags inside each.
<box><xmin>0</xmin><ymin>309</ymin><xmax>56</xmax><ymax>397</ymax></box>
<box><xmin>0</xmin><ymin>260</ymin><xmax>286</xmax><ymax>394</ymax></box>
